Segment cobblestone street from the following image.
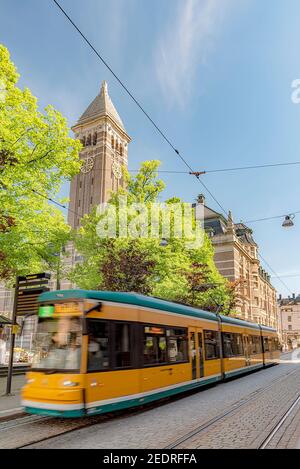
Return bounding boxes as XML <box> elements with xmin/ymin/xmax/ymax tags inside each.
<box><xmin>0</xmin><ymin>352</ymin><xmax>299</xmax><ymax>449</ymax></box>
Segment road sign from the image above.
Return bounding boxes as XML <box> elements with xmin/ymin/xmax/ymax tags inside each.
<box><xmin>16</xmin><ymin>287</ymin><xmax>50</xmax><ymax>316</ymax></box>
<box><xmin>5</xmin><ymin>273</ymin><xmax>51</xmax><ymax>395</ymax></box>
<box><xmin>16</xmin><ymin>273</ymin><xmax>51</xmax><ymax>316</ymax></box>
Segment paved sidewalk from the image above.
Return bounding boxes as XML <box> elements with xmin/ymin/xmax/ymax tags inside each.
<box><xmin>0</xmin><ymin>375</ymin><xmax>26</xmax><ymax>419</ymax></box>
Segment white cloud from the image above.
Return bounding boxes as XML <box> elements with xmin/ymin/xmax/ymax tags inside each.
<box><xmin>155</xmin><ymin>0</ymin><xmax>232</xmax><ymax>107</ymax></box>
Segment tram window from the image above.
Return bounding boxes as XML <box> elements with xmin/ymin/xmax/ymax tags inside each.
<box><xmin>143</xmin><ymin>326</ymin><xmax>167</xmax><ymax>365</ymax></box>
<box><xmin>250</xmin><ymin>335</ymin><xmax>262</xmax><ymax>354</ymax></box>
<box><xmin>115</xmin><ymin>323</ymin><xmax>132</xmax><ymax>368</ymax></box>
<box><xmin>271</xmin><ymin>338</ymin><xmax>279</xmax><ymax>352</ymax></box>
<box><xmin>87</xmin><ymin>320</ymin><xmax>110</xmax><ymax>371</ymax></box>
<box><xmin>263</xmin><ymin>337</ymin><xmax>269</xmax><ymax>352</ymax></box>
<box><xmin>223</xmin><ymin>333</ymin><xmax>244</xmax><ymax>357</ymax></box>
<box><xmin>204</xmin><ymin>330</ymin><xmax>220</xmax><ymax>360</ymax></box>
<box><xmin>167</xmin><ymin>328</ymin><xmax>188</xmax><ymax>363</ymax></box>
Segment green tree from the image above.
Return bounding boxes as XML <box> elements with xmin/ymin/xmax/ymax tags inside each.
<box><xmin>70</xmin><ymin>160</ymin><xmax>231</xmax><ymax>313</ymax></box>
<box><xmin>0</xmin><ymin>44</ymin><xmax>81</xmax><ymax>282</ymax></box>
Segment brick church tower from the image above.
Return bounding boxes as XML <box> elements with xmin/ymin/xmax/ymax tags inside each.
<box><xmin>68</xmin><ymin>81</ymin><xmax>131</xmax><ymax>229</ymax></box>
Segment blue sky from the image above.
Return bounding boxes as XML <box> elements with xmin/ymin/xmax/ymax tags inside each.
<box><xmin>1</xmin><ymin>0</ymin><xmax>300</xmax><ymax>296</ymax></box>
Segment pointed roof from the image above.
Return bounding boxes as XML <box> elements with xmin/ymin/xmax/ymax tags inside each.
<box><xmin>76</xmin><ymin>81</ymin><xmax>125</xmax><ymax>130</ymax></box>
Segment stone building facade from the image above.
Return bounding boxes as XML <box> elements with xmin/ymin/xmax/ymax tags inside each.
<box><xmin>195</xmin><ymin>196</ymin><xmax>279</xmax><ymax>329</ymax></box>
<box><xmin>278</xmin><ymin>294</ymin><xmax>300</xmax><ymax>348</ymax></box>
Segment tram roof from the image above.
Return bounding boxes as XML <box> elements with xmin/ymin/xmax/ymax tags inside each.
<box><xmin>38</xmin><ymin>289</ymin><xmax>273</xmax><ymax>331</ymax></box>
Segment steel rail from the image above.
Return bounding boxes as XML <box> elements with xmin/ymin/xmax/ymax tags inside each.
<box><xmin>164</xmin><ymin>366</ymin><xmax>299</xmax><ymax>449</ymax></box>
<box><xmin>258</xmin><ymin>393</ymin><xmax>300</xmax><ymax>449</ymax></box>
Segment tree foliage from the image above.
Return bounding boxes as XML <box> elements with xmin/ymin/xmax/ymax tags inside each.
<box><xmin>0</xmin><ymin>44</ymin><xmax>81</xmax><ymax>282</ymax></box>
<box><xmin>70</xmin><ymin>160</ymin><xmax>233</xmax><ymax>314</ymax></box>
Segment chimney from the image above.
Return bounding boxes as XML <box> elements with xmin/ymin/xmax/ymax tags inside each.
<box><xmin>197</xmin><ymin>194</ymin><xmax>205</xmax><ymax>205</ymax></box>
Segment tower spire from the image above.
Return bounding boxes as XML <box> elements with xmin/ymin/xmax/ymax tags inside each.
<box><xmin>101</xmin><ymin>80</ymin><xmax>108</xmax><ymax>95</ymax></box>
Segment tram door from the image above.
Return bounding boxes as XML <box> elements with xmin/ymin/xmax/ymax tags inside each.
<box><xmin>198</xmin><ymin>332</ymin><xmax>204</xmax><ymax>378</ymax></box>
<box><xmin>189</xmin><ymin>331</ymin><xmax>197</xmax><ymax>380</ymax></box>
<box><xmin>243</xmin><ymin>335</ymin><xmax>251</xmax><ymax>366</ymax></box>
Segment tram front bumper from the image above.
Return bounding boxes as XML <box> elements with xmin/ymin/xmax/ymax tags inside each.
<box><xmin>21</xmin><ymin>372</ymin><xmax>86</xmax><ymax>417</ymax></box>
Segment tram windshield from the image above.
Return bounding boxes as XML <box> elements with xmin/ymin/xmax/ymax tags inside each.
<box><xmin>31</xmin><ymin>316</ymin><xmax>82</xmax><ymax>371</ymax></box>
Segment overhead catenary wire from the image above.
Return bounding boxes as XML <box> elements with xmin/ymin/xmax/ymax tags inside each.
<box><xmin>51</xmin><ymin>0</ymin><xmax>228</xmax><ymax>216</ymax></box>
<box><xmin>47</xmin><ymin>0</ymin><xmax>293</xmax><ymax>293</ymax></box>
<box><xmin>258</xmin><ymin>253</ymin><xmax>293</xmax><ymax>295</ymax></box>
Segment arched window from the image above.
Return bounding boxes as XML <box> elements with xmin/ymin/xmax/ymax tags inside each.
<box><xmin>87</xmin><ymin>134</ymin><xmax>91</xmax><ymax>146</ymax></box>
<box><xmin>93</xmin><ymin>132</ymin><xmax>97</xmax><ymax>145</ymax></box>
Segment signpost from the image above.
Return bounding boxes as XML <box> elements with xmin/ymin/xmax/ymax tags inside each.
<box><xmin>5</xmin><ymin>273</ymin><xmax>50</xmax><ymax>395</ymax></box>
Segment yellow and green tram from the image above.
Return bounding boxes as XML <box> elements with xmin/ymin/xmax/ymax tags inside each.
<box><xmin>21</xmin><ymin>290</ymin><xmax>281</xmax><ymax>418</ymax></box>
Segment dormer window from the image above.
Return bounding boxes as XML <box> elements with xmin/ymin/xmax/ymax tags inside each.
<box><xmin>120</xmin><ymin>145</ymin><xmax>123</xmax><ymax>156</ymax></box>
<box><xmin>93</xmin><ymin>132</ymin><xmax>97</xmax><ymax>145</ymax></box>
<box><xmin>86</xmin><ymin>134</ymin><xmax>91</xmax><ymax>146</ymax></box>
<box><xmin>81</xmin><ymin>136</ymin><xmax>86</xmax><ymax>147</ymax></box>
<box><xmin>111</xmin><ymin>136</ymin><xmax>114</xmax><ymax>149</ymax></box>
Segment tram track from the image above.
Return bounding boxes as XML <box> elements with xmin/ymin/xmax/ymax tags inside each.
<box><xmin>258</xmin><ymin>392</ymin><xmax>300</xmax><ymax>449</ymax></box>
<box><xmin>0</xmin><ymin>363</ymin><xmax>298</xmax><ymax>449</ymax></box>
<box><xmin>164</xmin><ymin>367</ymin><xmax>300</xmax><ymax>449</ymax></box>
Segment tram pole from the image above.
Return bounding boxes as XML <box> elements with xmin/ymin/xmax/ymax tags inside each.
<box><xmin>5</xmin><ymin>276</ymin><xmax>19</xmax><ymax>396</ymax></box>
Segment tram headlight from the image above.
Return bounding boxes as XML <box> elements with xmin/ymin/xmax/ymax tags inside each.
<box><xmin>27</xmin><ymin>378</ymin><xmax>35</xmax><ymax>384</ymax></box>
<box><xmin>62</xmin><ymin>380</ymin><xmax>79</xmax><ymax>387</ymax></box>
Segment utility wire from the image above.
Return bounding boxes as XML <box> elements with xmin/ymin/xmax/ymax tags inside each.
<box><xmin>50</xmin><ymin>0</ymin><xmax>292</xmax><ymax>293</ymax></box>
<box><xmin>244</xmin><ymin>210</ymin><xmax>300</xmax><ymax>224</ymax></box>
<box><xmin>203</xmin><ymin>161</ymin><xmax>300</xmax><ymax>174</ymax></box>
<box><xmin>258</xmin><ymin>253</ymin><xmax>293</xmax><ymax>295</ymax></box>
<box><xmin>271</xmin><ymin>273</ymin><xmax>300</xmax><ymax>279</ymax></box>
<box><xmin>51</xmin><ymin>0</ymin><xmax>227</xmax><ymax>216</ymax></box>
<box><xmin>88</xmin><ymin>159</ymin><xmax>300</xmax><ymax>175</ymax></box>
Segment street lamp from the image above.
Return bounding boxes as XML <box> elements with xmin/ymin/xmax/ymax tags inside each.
<box><xmin>282</xmin><ymin>214</ymin><xmax>295</xmax><ymax>228</ymax></box>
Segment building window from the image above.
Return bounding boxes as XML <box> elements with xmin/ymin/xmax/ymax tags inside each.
<box><xmin>90</xmin><ymin>196</ymin><xmax>93</xmax><ymax>204</ymax></box>
<box><xmin>204</xmin><ymin>330</ymin><xmax>220</xmax><ymax>360</ymax></box>
<box><xmin>86</xmin><ymin>134</ymin><xmax>91</xmax><ymax>146</ymax></box>
<box><xmin>288</xmin><ymin>316</ymin><xmax>292</xmax><ymax>322</ymax></box>
<box><xmin>91</xmin><ymin>178</ymin><xmax>94</xmax><ymax>186</ymax></box>
<box><xmin>78</xmin><ymin>199</ymin><xmax>81</xmax><ymax>208</ymax></box>
<box><xmin>93</xmin><ymin>132</ymin><xmax>97</xmax><ymax>145</ymax></box>
<box><xmin>288</xmin><ymin>325</ymin><xmax>292</xmax><ymax>331</ymax></box>
<box><xmin>111</xmin><ymin>136</ymin><xmax>114</xmax><ymax>148</ymax></box>
<box><xmin>79</xmin><ymin>181</ymin><xmax>82</xmax><ymax>189</ymax></box>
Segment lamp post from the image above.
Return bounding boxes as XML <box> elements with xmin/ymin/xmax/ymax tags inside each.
<box><xmin>5</xmin><ymin>276</ymin><xmax>19</xmax><ymax>396</ymax></box>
